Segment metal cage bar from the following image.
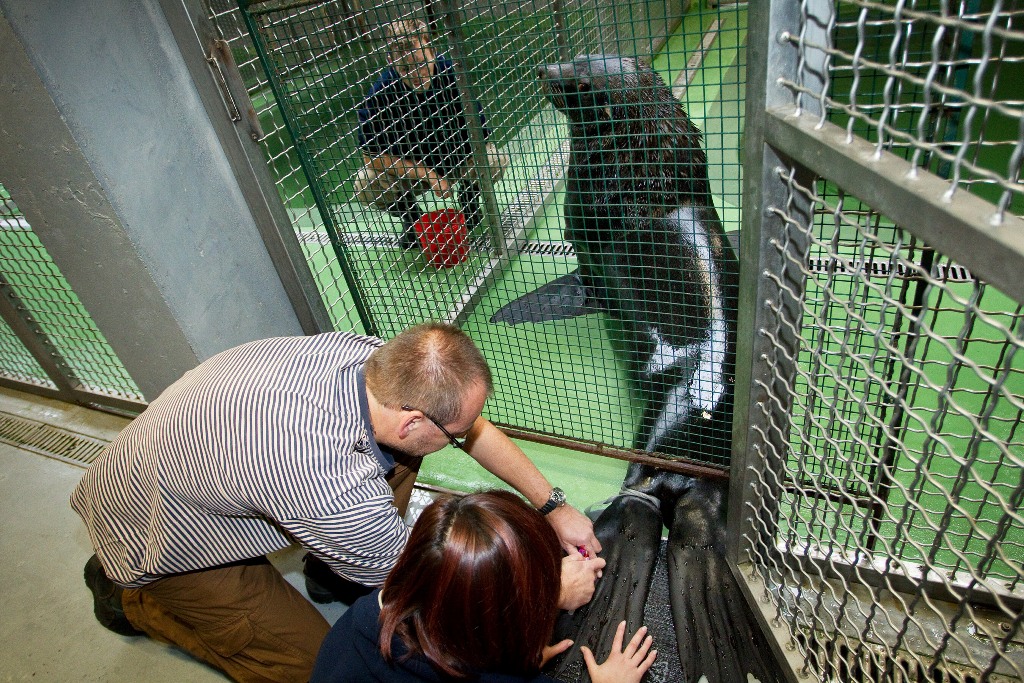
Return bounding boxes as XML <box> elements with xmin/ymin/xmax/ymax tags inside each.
<box><xmin>732</xmin><ymin>0</ymin><xmax>1024</xmax><ymax>681</ymax></box>
<box><xmin>0</xmin><ymin>186</ymin><xmax>144</xmax><ymax>413</ymax></box>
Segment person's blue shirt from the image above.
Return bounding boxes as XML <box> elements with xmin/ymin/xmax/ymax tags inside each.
<box><xmin>311</xmin><ymin>589</ymin><xmax>555</xmax><ymax>683</ymax></box>
<box><xmin>357</xmin><ymin>55</ymin><xmax>488</xmax><ymax>177</ymax></box>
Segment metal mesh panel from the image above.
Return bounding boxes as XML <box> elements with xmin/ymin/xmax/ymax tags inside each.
<box><xmin>206</xmin><ymin>0</ymin><xmax>369</xmax><ymax>331</ymax></box>
<box><xmin>0</xmin><ymin>321</ymin><xmax>53</xmax><ymax>388</ymax></box>
<box><xmin>748</xmin><ymin>167</ymin><xmax>1023</xmax><ymax>681</ymax></box>
<box><xmin>234</xmin><ymin>0</ymin><xmax>747</xmax><ymax>469</ymax></box>
<box><xmin>738</xmin><ymin>1</ymin><xmax>1024</xmax><ymax>680</ymax></box>
<box><xmin>0</xmin><ymin>185</ymin><xmax>142</xmax><ymax>403</ymax></box>
<box><xmin>784</xmin><ymin>0</ymin><xmax>1023</xmax><ymax>222</ymax></box>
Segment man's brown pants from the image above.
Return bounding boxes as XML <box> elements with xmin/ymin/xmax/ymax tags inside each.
<box><xmin>120</xmin><ymin>455</ymin><xmax>421</xmax><ymax>683</ymax></box>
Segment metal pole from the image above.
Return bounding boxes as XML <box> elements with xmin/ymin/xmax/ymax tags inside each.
<box><xmin>552</xmin><ymin>0</ymin><xmax>570</xmax><ymax>62</ymax></box>
<box><xmin>437</xmin><ymin>0</ymin><xmax>505</xmax><ymax>255</ymax></box>
<box><xmin>728</xmin><ymin>1</ymin><xmax>824</xmax><ymax>679</ymax></box>
<box><xmin>729</xmin><ymin>0</ymin><xmax>822</xmax><ymax>571</ymax></box>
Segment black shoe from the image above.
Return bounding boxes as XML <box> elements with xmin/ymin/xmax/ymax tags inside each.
<box><xmin>398</xmin><ymin>210</ymin><xmax>422</xmax><ymax>250</ymax></box>
<box><xmin>302</xmin><ymin>554</ymin><xmax>373</xmax><ymax>605</ymax></box>
<box><xmin>459</xmin><ymin>184</ymin><xmax>484</xmax><ymax>232</ymax></box>
<box><xmin>84</xmin><ymin>554</ymin><xmax>144</xmax><ymax>636</ymax></box>
<box><xmin>387</xmin><ymin>197</ymin><xmax>422</xmax><ymax>251</ymax></box>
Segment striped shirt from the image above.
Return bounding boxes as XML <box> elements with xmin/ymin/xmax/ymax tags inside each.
<box><xmin>70</xmin><ymin>332</ymin><xmax>410</xmax><ymax>588</ymax></box>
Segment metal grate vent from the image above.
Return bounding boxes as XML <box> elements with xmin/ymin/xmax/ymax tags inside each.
<box><xmin>299</xmin><ymin>230</ymin><xmax>578</xmax><ymax>258</ymax></box>
<box><xmin>0</xmin><ymin>412</ymin><xmax>109</xmax><ymax>467</ymax></box>
<box><xmin>805</xmin><ymin>256</ymin><xmax>973</xmax><ymax>282</ymax></box>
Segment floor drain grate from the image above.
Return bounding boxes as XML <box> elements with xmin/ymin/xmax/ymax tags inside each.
<box><xmin>0</xmin><ymin>412</ymin><xmax>109</xmax><ymax>468</ymax></box>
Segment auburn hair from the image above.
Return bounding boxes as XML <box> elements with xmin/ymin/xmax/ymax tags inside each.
<box><xmin>379</xmin><ymin>490</ymin><xmax>562</xmax><ymax>678</ymax></box>
<box><xmin>364</xmin><ymin>322</ymin><xmax>493</xmax><ymax>425</ymax></box>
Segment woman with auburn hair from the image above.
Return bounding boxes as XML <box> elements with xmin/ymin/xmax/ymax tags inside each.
<box><xmin>311</xmin><ymin>490</ymin><xmax>656</xmax><ymax>682</ymax></box>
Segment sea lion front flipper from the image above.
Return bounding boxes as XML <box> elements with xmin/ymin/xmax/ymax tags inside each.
<box><xmin>489</xmin><ymin>270</ymin><xmax>601</xmax><ymax>325</ymax></box>
<box><xmin>546</xmin><ymin>492</ymin><xmax>662</xmax><ymax>683</ymax></box>
<box><xmin>667</xmin><ymin>479</ymin><xmax>785</xmax><ymax>683</ymax></box>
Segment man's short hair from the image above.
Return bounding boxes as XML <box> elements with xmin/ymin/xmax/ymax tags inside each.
<box><xmin>384</xmin><ymin>19</ymin><xmax>429</xmax><ymax>46</ymax></box>
<box><xmin>365</xmin><ymin>322</ymin><xmax>493</xmax><ymax>425</ymax></box>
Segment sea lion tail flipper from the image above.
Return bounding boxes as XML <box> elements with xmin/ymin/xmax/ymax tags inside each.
<box><xmin>489</xmin><ymin>270</ymin><xmax>600</xmax><ymax>325</ymax></box>
<box><xmin>546</xmin><ymin>491</ymin><xmax>662</xmax><ymax>682</ymax></box>
<box><xmin>667</xmin><ymin>480</ymin><xmax>785</xmax><ymax>683</ymax></box>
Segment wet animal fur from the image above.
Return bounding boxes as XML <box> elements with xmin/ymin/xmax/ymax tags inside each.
<box><xmin>530</xmin><ymin>54</ymin><xmax>781</xmax><ymax>683</ymax></box>
<box><xmin>535</xmin><ymin>53</ymin><xmax>739</xmax><ymax>465</ymax></box>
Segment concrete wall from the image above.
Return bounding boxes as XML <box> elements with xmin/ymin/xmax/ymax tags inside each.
<box><xmin>0</xmin><ymin>0</ymin><xmax>312</xmax><ymax>400</ymax></box>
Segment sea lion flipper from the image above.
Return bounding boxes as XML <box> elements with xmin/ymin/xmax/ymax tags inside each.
<box><xmin>546</xmin><ymin>493</ymin><xmax>662</xmax><ymax>682</ymax></box>
<box><xmin>667</xmin><ymin>480</ymin><xmax>785</xmax><ymax>683</ymax></box>
<box><xmin>489</xmin><ymin>271</ymin><xmax>600</xmax><ymax>325</ymax></box>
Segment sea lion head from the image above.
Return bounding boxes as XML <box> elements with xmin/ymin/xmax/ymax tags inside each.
<box><xmin>537</xmin><ymin>53</ymin><xmax>657</xmax><ymax>125</ymax></box>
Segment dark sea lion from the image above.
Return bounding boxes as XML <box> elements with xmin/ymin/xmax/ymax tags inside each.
<box><xmin>492</xmin><ymin>54</ymin><xmax>781</xmax><ymax>683</ymax></box>
<box><xmin>493</xmin><ymin>53</ymin><xmax>738</xmax><ymax>467</ymax></box>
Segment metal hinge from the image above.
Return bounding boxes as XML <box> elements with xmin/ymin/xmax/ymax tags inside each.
<box><xmin>206</xmin><ymin>38</ymin><xmax>265</xmax><ymax>143</ymax></box>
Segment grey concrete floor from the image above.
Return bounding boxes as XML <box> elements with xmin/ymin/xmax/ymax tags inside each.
<box><xmin>0</xmin><ymin>387</ymin><xmax>348</xmax><ymax>681</ymax></box>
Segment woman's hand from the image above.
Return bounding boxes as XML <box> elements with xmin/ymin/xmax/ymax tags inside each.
<box><xmin>541</xmin><ymin>638</ymin><xmax>573</xmax><ymax>667</ymax></box>
<box><xmin>581</xmin><ymin>621</ymin><xmax>657</xmax><ymax>683</ymax></box>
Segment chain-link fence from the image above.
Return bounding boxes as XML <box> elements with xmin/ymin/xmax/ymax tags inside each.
<box><xmin>224</xmin><ymin>0</ymin><xmax>745</xmax><ymax>472</ymax></box>
<box><xmin>0</xmin><ymin>185</ymin><xmax>143</xmax><ymax>409</ymax></box>
<box><xmin>735</xmin><ymin>1</ymin><xmax>1023</xmax><ymax>680</ymax></box>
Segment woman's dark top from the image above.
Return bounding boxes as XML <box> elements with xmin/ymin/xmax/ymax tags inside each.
<box><xmin>310</xmin><ymin>589</ymin><xmax>555</xmax><ymax>683</ymax></box>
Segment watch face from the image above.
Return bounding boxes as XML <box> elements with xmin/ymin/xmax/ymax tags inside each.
<box><xmin>539</xmin><ymin>487</ymin><xmax>567</xmax><ymax>515</ymax></box>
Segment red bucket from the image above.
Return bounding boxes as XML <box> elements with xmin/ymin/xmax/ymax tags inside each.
<box><xmin>413</xmin><ymin>209</ymin><xmax>469</xmax><ymax>268</ymax></box>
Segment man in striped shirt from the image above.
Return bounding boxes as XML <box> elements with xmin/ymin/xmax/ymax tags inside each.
<box><xmin>71</xmin><ymin>323</ymin><xmax>602</xmax><ymax>683</ymax></box>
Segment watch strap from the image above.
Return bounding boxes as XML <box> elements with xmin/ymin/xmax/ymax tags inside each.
<box><xmin>538</xmin><ymin>487</ymin><xmax>564</xmax><ymax>516</ymax></box>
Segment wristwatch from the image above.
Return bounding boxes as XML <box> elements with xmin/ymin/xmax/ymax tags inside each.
<box><xmin>538</xmin><ymin>487</ymin><xmax>566</xmax><ymax>516</ymax></box>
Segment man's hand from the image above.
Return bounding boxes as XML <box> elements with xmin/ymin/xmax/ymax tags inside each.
<box><xmin>424</xmin><ymin>170</ymin><xmax>452</xmax><ymax>198</ymax></box>
<box><xmin>365</xmin><ymin>154</ymin><xmax>452</xmax><ymax>199</ymax></box>
<box><xmin>547</xmin><ymin>504</ymin><xmax>602</xmax><ymax>556</ymax></box>
<box><xmin>558</xmin><ymin>553</ymin><xmax>606</xmax><ymax>611</ymax></box>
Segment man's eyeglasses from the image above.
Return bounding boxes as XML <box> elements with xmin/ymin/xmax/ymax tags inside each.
<box><xmin>402</xmin><ymin>405</ymin><xmax>467</xmax><ymax>450</ymax></box>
